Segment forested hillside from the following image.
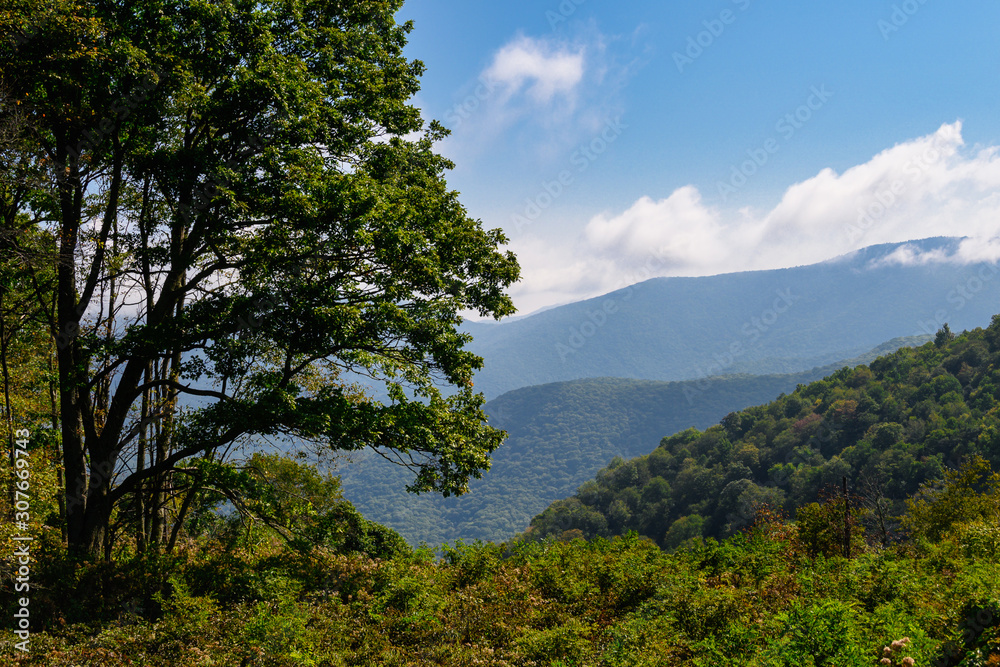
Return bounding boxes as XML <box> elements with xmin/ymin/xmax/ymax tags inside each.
<box><xmin>525</xmin><ymin>321</ymin><xmax>1000</xmax><ymax>550</ymax></box>
<box><xmin>7</xmin><ymin>457</ymin><xmax>1000</xmax><ymax>666</ymax></box>
<box><xmin>341</xmin><ymin>336</ymin><xmax>929</xmax><ymax>545</ymax></box>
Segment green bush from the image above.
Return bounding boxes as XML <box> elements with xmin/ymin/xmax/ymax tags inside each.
<box><xmin>515</xmin><ymin>617</ymin><xmax>594</xmax><ymax>665</ymax></box>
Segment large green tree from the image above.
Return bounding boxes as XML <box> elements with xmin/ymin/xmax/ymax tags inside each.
<box><xmin>0</xmin><ymin>0</ymin><xmax>518</xmax><ymax>557</ymax></box>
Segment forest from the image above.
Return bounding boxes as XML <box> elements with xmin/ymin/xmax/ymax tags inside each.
<box><xmin>525</xmin><ymin>324</ymin><xmax>1000</xmax><ymax>552</ymax></box>
<box><xmin>2</xmin><ymin>433</ymin><xmax>1000</xmax><ymax>665</ymax></box>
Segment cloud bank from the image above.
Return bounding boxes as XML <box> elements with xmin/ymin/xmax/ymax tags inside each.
<box><xmin>509</xmin><ymin>122</ymin><xmax>1000</xmax><ymax>313</ymax></box>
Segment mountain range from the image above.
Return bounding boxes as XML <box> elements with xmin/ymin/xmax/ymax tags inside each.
<box><xmin>464</xmin><ymin>237</ymin><xmax>999</xmax><ymax>399</ymax></box>
<box><xmin>339</xmin><ymin>236</ymin><xmax>999</xmax><ymax>545</ymax></box>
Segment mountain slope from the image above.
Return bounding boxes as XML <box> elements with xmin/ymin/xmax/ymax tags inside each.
<box><xmin>466</xmin><ymin>237</ymin><xmax>998</xmax><ymax>399</ymax></box>
<box><xmin>340</xmin><ymin>336</ymin><xmax>929</xmax><ymax>545</ymax></box>
<box><xmin>523</xmin><ymin>321</ymin><xmax>1000</xmax><ymax>549</ymax></box>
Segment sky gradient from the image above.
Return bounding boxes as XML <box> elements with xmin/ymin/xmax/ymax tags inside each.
<box><xmin>396</xmin><ymin>0</ymin><xmax>1000</xmax><ymax>315</ymax></box>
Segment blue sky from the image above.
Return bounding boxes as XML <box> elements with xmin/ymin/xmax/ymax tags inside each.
<box><xmin>397</xmin><ymin>0</ymin><xmax>1000</xmax><ymax>314</ymax></box>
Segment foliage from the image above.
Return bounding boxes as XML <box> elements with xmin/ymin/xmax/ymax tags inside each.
<box><xmin>795</xmin><ymin>490</ymin><xmax>866</xmax><ymax>559</ymax></box>
<box><xmin>902</xmin><ymin>455</ymin><xmax>1000</xmax><ymax>544</ymax></box>
<box><xmin>179</xmin><ymin>452</ymin><xmax>411</xmax><ymax>560</ymax></box>
<box><xmin>524</xmin><ymin>324</ymin><xmax>1000</xmax><ymax>551</ymax></box>
<box><xmin>0</xmin><ymin>0</ymin><xmax>518</xmax><ymax>557</ymax></box>
<box><xmin>4</xmin><ymin>512</ymin><xmax>1000</xmax><ymax>666</ymax></box>
<box><xmin>4</xmin><ymin>326</ymin><xmax>1000</xmax><ymax>664</ymax></box>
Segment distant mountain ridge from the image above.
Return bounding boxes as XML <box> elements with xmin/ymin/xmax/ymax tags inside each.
<box><xmin>465</xmin><ymin>236</ymin><xmax>997</xmax><ymax>399</ymax></box>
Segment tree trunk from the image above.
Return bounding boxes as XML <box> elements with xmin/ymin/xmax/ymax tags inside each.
<box><xmin>57</xmin><ymin>147</ymin><xmax>92</xmax><ymax>557</ymax></box>
<box><xmin>48</xmin><ymin>352</ymin><xmax>66</xmax><ymax>543</ymax></box>
<box><xmin>60</xmin><ymin>350</ymin><xmax>89</xmax><ymax>554</ymax></box>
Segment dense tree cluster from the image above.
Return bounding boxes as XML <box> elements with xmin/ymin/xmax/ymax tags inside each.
<box><xmin>4</xmin><ymin>456</ymin><xmax>1000</xmax><ymax>664</ymax></box>
<box><xmin>526</xmin><ymin>320</ymin><xmax>1000</xmax><ymax>549</ymax></box>
<box><xmin>0</xmin><ymin>0</ymin><xmax>517</xmax><ymax>558</ymax></box>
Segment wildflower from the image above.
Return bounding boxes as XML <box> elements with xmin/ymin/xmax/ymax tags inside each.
<box><xmin>902</xmin><ymin>658</ymin><xmax>915</xmax><ymax>667</ymax></box>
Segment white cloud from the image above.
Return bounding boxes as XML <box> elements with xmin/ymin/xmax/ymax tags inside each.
<box><xmin>442</xmin><ymin>33</ymin><xmax>588</xmax><ymax>145</ymax></box>
<box><xmin>584</xmin><ymin>187</ymin><xmax>733</xmax><ymax>269</ymax></box>
<box><xmin>484</xmin><ymin>35</ymin><xmax>585</xmax><ymax>105</ymax></box>
<box><xmin>507</xmin><ymin>122</ymin><xmax>1000</xmax><ymax>314</ymax></box>
<box><xmin>869</xmin><ymin>237</ymin><xmax>1000</xmax><ymax>269</ymax></box>
<box><xmin>867</xmin><ymin>244</ymin><xmax>954</xmax><ymax>268</ymax></box>
<box><xmin>441</xmin><ymin>29</ymin><xmax>634</xmax><ymax>162</ymax></box>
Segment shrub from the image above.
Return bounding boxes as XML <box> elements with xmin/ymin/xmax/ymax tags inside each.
<box><xmin>515</xmin><ymin>617</ymin><xmax>594</xmax><ymax>665</ymax></box>
<box><xmin>903</xmin><ymin>456</ymin><xmax>1000</xmax><ymax>543</ymax></box>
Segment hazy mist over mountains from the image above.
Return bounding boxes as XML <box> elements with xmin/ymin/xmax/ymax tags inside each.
<box><xmin>464</xmin><ymin>236</ymin><xmax>1000</xmax><ymax>399</ymax></box>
